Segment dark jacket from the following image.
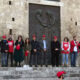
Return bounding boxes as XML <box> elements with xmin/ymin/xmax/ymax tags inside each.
<box><xmin>1</xmin><ymin>40</ymin><xmax>9</xmax><ymax>53</ymax></box>
<box><xmin>51</xmin><ymin>41</ymin><xmax>60</xmax><ymax>54</ymax></box>
<box><xmin>24</xmin><ymin>43</ymin><xmax>31</xmax><ymax>52</ymax></box>
<box><xmin>31</xmin><ymin>40</ymin><xmax>40</xmax><ymax>54</ymax></box>
<box><xmin>15</xmin><ymin>40</ymin><xmax>24</xmax><ymax>48</ymax></box>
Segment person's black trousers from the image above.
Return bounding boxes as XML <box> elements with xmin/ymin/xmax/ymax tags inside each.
<box><xmin>41</xmin><ymin>51</ymin><xmax>48</xmax><ymax>66</ymax></box>
<box><xmin>30</xmin><ymin>53</ymin><xmax>38</xmax><ymax>67</ymax></box>
<box><xmin>7</xmin><ymin>52</ymin><xmax>13</xmax><ymax>67</ymax></box>
<box><xmin>52</xmin><ymin>52</ymin><xmax>59</xmax><ymax>67</ymax></box>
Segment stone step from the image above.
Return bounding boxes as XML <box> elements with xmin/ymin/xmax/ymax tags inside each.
<box><xmin>0</xmin><ymin>67</ymin><xmax>79</xmax><ymax>80</ymax></box>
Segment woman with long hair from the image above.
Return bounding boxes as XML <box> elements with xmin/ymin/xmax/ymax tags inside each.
<box><xmin>61</xmin><ymin>37</ymin><xmax>70</xmax><ymax>67</ymax></box>
<box><xmin>24</xmin><ymin>38</ymin><xmax>31</xmax><ymax>65</ymax></box>
<box><xmin>14</xmin><ymin>35</ymin><xmax>24</xmax><ymax>67</ymax></box>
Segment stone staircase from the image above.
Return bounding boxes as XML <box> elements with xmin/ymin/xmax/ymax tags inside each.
<box><xmin>0</xmin><ymin>67</ymin><xmax>79</xmax><ymax>80</ymax></box>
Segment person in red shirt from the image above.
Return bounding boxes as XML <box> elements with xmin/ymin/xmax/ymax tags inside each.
<box><xmin>70</xmin><ymin>36</ymin><xmax>79</xmax><ymax>67</ymax></box>
<box><xmin>61</xmin><ymin>37</ymin><xmax>70</xmax><ymax>67</ymax></box>
<box><xmin>57</xmin><ymin>71</ymin><xmax>66</xmax><ymax>80</ymax></box>
<box><xmin>7</xmin><ymin>35</ymin><xmax>14</xmax><ymax>67</ymax></box>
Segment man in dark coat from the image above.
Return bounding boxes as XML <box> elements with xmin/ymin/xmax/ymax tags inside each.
<box><xmin>1</xmin><ymin>35</ymin><xmax>9</xmax><ymax>67</ymax></box>
<box><xmin>51</xmin><ymin>36</ymin><xmax>60</xmax><ymax>67</ymax></box>
<box><xmin>40</xmin><ymin>35</ymin><xmax>49</xmax><ymax>67</ymax></box>
<box><xmin>30</xmin><ymin>34</ymin><xmax>40</xmax><ymax>67</ymax></box>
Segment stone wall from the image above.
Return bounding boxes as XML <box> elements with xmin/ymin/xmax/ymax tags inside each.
<box><xmin>61</xmin><ymin>0</ymin><xmax>80</xmax><ymax>41</ymax></box>
<box><xmin>0</xmin><ymin>0</ymin><xmax>29</xmax><ymax>40</ymax></box>
<box><xmin>0</xmin><ymin>0</ymin><xmax>80</xmax><ymax>41</ymax></box>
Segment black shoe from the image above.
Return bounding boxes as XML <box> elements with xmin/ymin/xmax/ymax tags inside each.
<box><xmin>56</xmin><ymin>65</ymin><xmax>59</xmax><ymax>67</ymax></box>
<box><xmin>15</xmin><ymin>64</ymin><xmax>17</xmax><ymax>67</ymax></box>
<box><xmin>4</xmin><ymin>65</ymin><xmax>8</xmax><ymax>67</ymax></box>
<box><xmin>41</xmin><ymin>65</ymin><xmax>43</xmax><ymax>67</ymax></box>
<box><xmin>46</xmin><ymin>65</ymin><xmax>48</xmax><ymax>67</ymax></box>
<box><xmin>29</xmin><ymin>65</ymin><xmax>32</xmax><ymax>67</ymax></box>
<box><xmin>1</xmin><ymin>65</ymin><xmax>4</xmax><ymax>67</ymax></box>
<box><xmin>35</xmin><ymin>65</ymin><xmax>37</xmax><ymax>67</ymax></box>
<box><xmin>11</xmin><ymin>65</ymin><xmax>13</xmax><ymax>67</ymax></box>
<box><xmin>19</xmin><ymin>65</ymin><xmax>21</xmax><ymax>67</ymax></box>
<box><xmin>52</xmin><ymin>65</ymin><xmax>55</xmax><ymax>67</ymax></box>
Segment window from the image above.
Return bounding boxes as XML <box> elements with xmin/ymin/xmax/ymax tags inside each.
<box><xmin>9</xmin><ymin>1</ymin><xmax>12</xmax><ymax>5</ymax></box>
<box><xmin>12</xmin><ymin>17</ymin><xmax>15</xmax><ymax>21</ymax></box>
<box><xmin>9</xmin><ymin>29</ymin><xmax>12</xmax><ymax>35</ymax></box>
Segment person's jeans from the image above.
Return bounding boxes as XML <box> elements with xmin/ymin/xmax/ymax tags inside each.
<box><xmin>62</xmin><ymin>54</ymin><xmax>69</xmax><ymax>65</ymax></box>
<box><xmin>71</xmin><ymin>52</ymin><xmax>78</xmax><ymax>67</ymax></box>
<box><xmin>1</xmin><ymin>53</ymin><xmax>7</xmax><ymax>66</ymax></box>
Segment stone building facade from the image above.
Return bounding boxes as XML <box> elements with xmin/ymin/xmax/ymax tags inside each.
<box><xmin>0</xmin><ymin>0</ymin><xmax>80</xmax><ymax>41</ymax></box>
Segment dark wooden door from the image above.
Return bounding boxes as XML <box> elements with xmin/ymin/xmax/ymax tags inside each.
<box><xmin>29</xmin><ymin>3</ymin><xmax>61</xmax><ymax>64</ymax></box>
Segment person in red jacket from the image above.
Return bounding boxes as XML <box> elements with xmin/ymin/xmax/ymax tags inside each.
<box><xmin>57</xmin><ymin>71</ymin><xmax>66</xmax><ymax>80</ymax></box>
<box><xmin>70</xmin><ymin>36</ymin><xmax>79</xmax><ymax>67</ymax></box>
<box><xmin>78</xmin><ymin>42</ymin><xmax>80</xmax><ymax>52</ymax></box>
<box><xmin>7</xmin><ymin>35</ymin><xmax>14</xmax><ymax>67</ymax></box>
<box><xmin>61</xmin><ymin>37</ymin><xmax>70</xmax><ymax>67</ymax></box>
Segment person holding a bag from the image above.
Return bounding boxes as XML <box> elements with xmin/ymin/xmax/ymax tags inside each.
<box><xmin>24</xmin><ymin>38</ymin><xmax>31</xmax><ymax>65</ymax></box>
<box><xmin>14</xmin><ymin>35</ymin><xmax>24</xmax><ymax>67</ymax></box>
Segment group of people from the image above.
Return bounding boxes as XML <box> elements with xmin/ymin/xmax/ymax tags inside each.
<box><xmin>53</xmin><ymin>35</ymin><xmax>80</xmax><ymax>67</ymax></box>
<box><xmin>0</xmin><ymin>34</ymin><xmax>80</xmax><ymax>67</ymax></box>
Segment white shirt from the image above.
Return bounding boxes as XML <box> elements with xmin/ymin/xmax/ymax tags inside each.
<box><xmin>8</xmin><ymin>42</ymin><xmax>12</xmax><ymax>46</ymax></box>
<box><xmin>74</xmin><ymin>41</ymin><xmax>77</xmax><ymax>52</ymax></box>
<box><xmin>43</xmin><ymin>40</ymin><xmax>46</xmax><ymax>49</ymax></box>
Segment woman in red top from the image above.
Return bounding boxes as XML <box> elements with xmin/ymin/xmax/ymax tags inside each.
<box><xmin>61</xmin><ymin>37</ymin><xmax>70</xmax><ymax>67</ymax></box>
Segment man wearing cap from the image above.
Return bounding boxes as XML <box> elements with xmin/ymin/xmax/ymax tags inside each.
<box><xmin>1</xmin><ymin>35</ymin><xmax>9</xmax><ymax>67</ymax></box>
<box><xmin>51</xmin><ymin>36</ymin><xmax>60</xmax><ymax>67</ymax></box>
<box><xmin>57</xmin><ymin>71</ymin><xmax>66</xmax><ymax>80</ymax></box>
<box><xmin>30</xmin><ymin>34</ymin><xmax>40</xmax><ymax>67</ymax></box>
<box><xmin>40</xmin><ymin>35</ymin><xmax>48</xmax><ymax>67</ymax></box>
